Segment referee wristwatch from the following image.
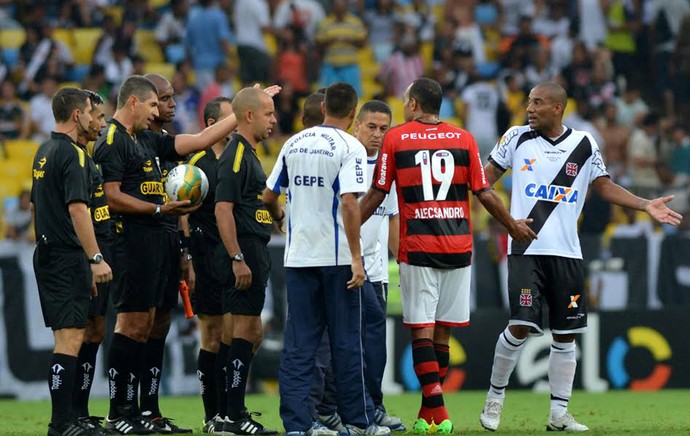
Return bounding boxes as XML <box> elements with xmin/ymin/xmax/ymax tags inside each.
<box><xmin>232</xmin><ymin>252</ymin><xmax>245</xmax><ymax>262</ymax></box>
<box><xmin>89</xmin><ymin>253</ymin><xmax>104</xmax><ymax>264</ymax></box>
<box><xmin>152</xmin><ymin>204</ymin><xmax>162</xmax><ymax>218</ymax></box>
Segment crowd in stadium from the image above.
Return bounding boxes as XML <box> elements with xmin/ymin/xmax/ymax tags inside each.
<box><xmin>1</xmin><ymin>0</ymin><xmax>690</xmax><ymax>235</ymax></box>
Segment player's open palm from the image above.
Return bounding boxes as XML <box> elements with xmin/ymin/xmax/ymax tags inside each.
<box><xmin>509</xmin><ymin>218</ymin><xmax>538</xmax><ymax>243</ymax></box>
<box><xmin>233</xmin><ymin>260</ymin><xmax>252</xmax><ymax>291</ymax></box>
<box><xmin>645</xmin><ymin>196</ymin><xmax>683</xmax><ymax>226</ymax></box>
<box><xmin>163</xmin><ymin>200</ymin><xmax>202</xmax><ymax>215</ymax></box>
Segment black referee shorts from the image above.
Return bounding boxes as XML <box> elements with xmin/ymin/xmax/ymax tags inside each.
<box><xmin>34</xmin><ymin>245</ymin><xmax>91</xmax><ymax>330</ymax></box>
<box><xmin>88</xmin><ymin>237</ymin><xmax>115</xmax><ymax>317</ymax></box>
<box><xmin>508</xmin><ymin>255</ymin><xmax>587</xmax><ymax>335</ymax></box>
<box><xmin>189</xmin><ymin>229</ymin><xmax>224</xmax><ymax>316</ymax></box>
<box><xmin>159</xmin><ymin>229</ymin><xmax>182</xmax><ymax>312</ymax></box>
<box><xmin>111</xmin><ymin>222</ymin><xmax>168</xmax><ymax>313</ymax></box>
<box><xmin>219</xmin><ymin>238</ymin><xmax>271</xmax><ymax>316</ymax></box>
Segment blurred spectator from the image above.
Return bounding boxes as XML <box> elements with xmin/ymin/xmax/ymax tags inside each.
<box><xmin>577</xmin><ymin>0</ymin><xmax>607</xmax><ymax>51</ymax></box>
<box><xmin>56</xmin><ymin>0</ymin><xmax>95</xmax><ymax>28</ymax></box>
<box><xmin>5</xmin><ymin>189</ymin><xmax>33</xmax><ymax>243</ymax></box>
<box><xmin>649</xmin><ymin>0</ymin><xmax>690</xmax><ymax>116</ymax></box>
<box><xmin>233</xmin><ymin>0</ymin><xmax>273</xmax><ymax>85</ymax></box>
<box><xmin>377</xmin><ymin>26</ymin><xmax>424</xmax><ymax>98</ymax></box>
<box><xmin>0</xmin><ymin>80</ymin><xmax>28</xmax><ymax>141</ymax></box>
<box><xmin>615</xmin><ymin>83</ymin><xmax>648</xmax><ymax>128</ymax></box>
<box><xmin>595</xmin><ymin>102</ymin><xmax>630</xmax><ymax>183</ymax></box>
<box><xmin>131</xmin><ymin>54</ymin><xmax>145</xmax><ymax>76</ymax></box>
<box><xmin>451</xmin><ymin>5</ymin><xmax>486</xmax><ymax>65</ymax></box>
<box><xmin>668</xmin><ymin>123</ymin><xmax>690</xmax><ymax>187</ymax></box>
<box><xmin>440</xmin><ymin>48</ymin><xmax>473</xmax><ymax>101</ymax></box>
<box><xmin>81</xmin><ymin>64</ymin><xmax>110</xmax><ymax>103</ymax></box>
<box><xmin>498</xmin><ymin>0</ymin><xmax>535</xmax><ymax>36</ymax></box>
<box><xmin>674</xmin><ymin>10</ymin><xmax>690</xmax><ymax>123</ymax></box>
<box><xmin>273</xmin><ymin>0</ymin><xmax>326</xmax><ymax>44</ymax></box>
<box><xmin>558</xmin><ymin>41</ymin><xmax>592</xmax><ymax>97</ymax></box>
<box><xmin>523</xmin><ymin>45</ymin><xmax>558</xmax><ymax>90</ymax></box>
<box><xmin>155</xmin><ymin>0</ymin><xmax>189</xmax><ymax>57</ymax></box>
<box><xmin>501</xmin><ymin>15</ymin><xmax>550</xmax><ymax>70</ymax></box>
<box><xmin>363</xmin><ymin>0</ymin><xmax>398</xmax><ymax>63</ymax></box>
<box><xmin>604</xmin><ymin>0</ymin><xmax>641</xmax><ymax>83</ymax></box>
<box><xmin>533</xmin><ymin>0</ymin><xmax>570</xmax><ymax>39</ymax></box>
<box><xmin>22</xmin><ymin>21</ymin><xmax>74</xmax><ymax>91</ymax></box>
<box><xmin>501</xmin><ymin>74</ymin><xmax>526</xmax><ymax>127</ymax></box>
<box><xmin>587</xmin><ymin>58</ymin><xmax>617</xmax><ymax>111</ymax></box>
<box><xmin>92</xmin><ymin>15</ymin><xmax>119</xmax><ymax>67</ymax></box>
<box><xmin>550</xmin><ymin>18</ymin><xmax>577</xmax><ymax>72</ymax></box>
<box><xmin>274</xmin><ymin>27</ymin><xmax>309</xmax><ymax>95</ymax></box>
<box><xmin>28</xmin><ymin>75</ymin><xmax>57</xmax><ymax>143</ymax></box>
<box><xmin>431</xmin><ymin>21</ymin><xmax>457</xmax><ymax>79</ymax></box>
<box><xmin>104</xmin><ymin>42</ymin><xmax>133</xmax><ymax>93</ymax></box>
<box><xmin>461</xmin><ymin>66</ymin><xmax>501</xmax><ymax>160</ymax></box>
<box><xmin>564</xmin><ymin>97</ymin><xmax>605</xmax><ymax>149</ymax></box>
<box><xmin>0</xmin><ymin>61</ymin><xmax>7</xmax><ymax>88</ymax></box>
<box><xmin>171</xmin><ymin>71</ymin><xmax>200</xmax><ymax>134</ymax></box>
<box><xmin>315</xmin><ymin>0</ymin><xmax>367</xmax><ymax>95</ymax></box>
<box><xmin>627</xmin><ymin>112</ymin><xmax>663</xmax><ymax>197</ymax></box>
<box><xmin>398</xmin><ymin>0</ymin><xmax>436</xmax><ymax>43</ymax></box>
<box><xmin>186</xmin><ymin>0</ymin><xmax>234</xmax><ymax>90</ymax></box>
<box><xmin>198</xmin><ymin>63</ymin><xmax>237</xmax><ymax>128</ymax></box>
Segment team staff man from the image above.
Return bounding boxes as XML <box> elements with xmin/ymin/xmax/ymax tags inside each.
<box><xmin>360</xmin><ymin>78</ymin><xmax>535</xmax><ymax>435</ymax></box>
<box><xmin>184</xmin><ymin>96</ymin><xmax>235</xmax><ymax>432</ymax></box>
<box><xmin>214</xmin><ymin>87</ymin><xmax>279</xmax><ymax>435</ymax></box>
<box><xmin>32</xmin><ymin>87</ymin><xmax>112</xmax><ymax>436</ymax></box>
<box><xmin>263</xmin><ymin>82</ymin><xmax>389</xmax><ymax>436</ymax></box>
<box><xmin>479</xmin><ymin>82</ymin><xmax>681</xmax><ymax>432</ymax></box>
<box><xmin>93</xmin><ymin>75</ymin><xmax>263</xmax><ymax>434</ymax></box>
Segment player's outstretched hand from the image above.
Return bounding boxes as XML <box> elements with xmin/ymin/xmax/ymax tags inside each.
<box><xmin>163</xmin><ymin>200</ymin><xmax>202</xmax><ymax>216</ymax></box>
<box><xmin>254</xmin><ymin>83</ymin><xmax>282</xmax><ymax>98</ymax></box>
<box><xmin>348</xmin><ymin>260</ymin><xmax>365</xmax><ymax>289</ymax></box>
<box><xmin>233</xmin><ymin>260</ymin><xmax>253</xmax><ymax>291</ymax></box>
<box><xmin>509</xmin><ymin>218</ymin><xmax>538</xmax><ymax>243</ymax></box>
<box><xmin>645</xmin><ymin>196</ymin><xmax>683</xmax><ymax>226</ymax></box>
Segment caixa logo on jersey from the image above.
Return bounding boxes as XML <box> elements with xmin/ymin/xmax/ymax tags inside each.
<box><xmin>524</xmin><ymin>183</ymin><xmax>579</xmax><ymax>203</ymax></box>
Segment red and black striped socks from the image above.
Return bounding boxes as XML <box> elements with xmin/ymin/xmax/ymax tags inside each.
<box><xmin>412</xmin><ymin>338</ymin><xmax>448</xmax><ymax>424</ymax></box>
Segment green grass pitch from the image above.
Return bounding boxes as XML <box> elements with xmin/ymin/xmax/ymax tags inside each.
<box><xmin>1</xmin><ymin>390</ymin><xmax>688</xmax><ymax>435</ymax></box>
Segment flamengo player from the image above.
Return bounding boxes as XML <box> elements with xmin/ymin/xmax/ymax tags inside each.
<box><xmin>478</xmin><ymin>82</ymin><xmax>682</xmax><ymax>432</ymax></box>
<box><xmin>360</xmin><ymin>78</ymin><xmax>535</xmax><ymax>435</ymax></box>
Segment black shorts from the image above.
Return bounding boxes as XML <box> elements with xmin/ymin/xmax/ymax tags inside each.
<box><xmin>88</xmin><ymin>237</ymin><xmax>115</xmax><ymax>317</ymax></box>
<box><xmin>34</xmin><ymin>245</ymin><xmax>91</xmax><ymax>330</ymax></box>
<box><xmin>159</xmin><ymin>230</ymin><xmax>182</xmax><ymax>312</ymax></box>
<box><xmin>508</xmin><ymin>255</ymin><xmax>586</xmax><ymax>335</ymax></box>
<box><xmin>217</xmin><ymin>238</ymin><xmax>271</xmax><ymax>316</ymax></box>
<box><xmin>189</xmin><ymin>230</ymin><xmax>224</xmax><ymax>316</ymax></box>
<box><xmin>111</xmin><ymin>222</ymin><xmax>171</xmax><ymax>313</ymax></box>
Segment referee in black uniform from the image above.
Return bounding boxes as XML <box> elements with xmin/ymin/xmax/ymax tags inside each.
<box><xmin>215</xmin><ymin>87</ymin><xmax>281</xmax><ymax>435</ymax></box>
<box><xmin>184</xmin><ymin>96</ymin><xmax>235</xmax><ymax>432</ymax></box>
<box><xmin>32</xmin><ymin>87</ymin><xmax>112</xmax><ymax>436</ymax></box>
<box><xmin>93</xmin><ymin>75</ymin><xmax>248</xmax><ymax>434</ymax></box>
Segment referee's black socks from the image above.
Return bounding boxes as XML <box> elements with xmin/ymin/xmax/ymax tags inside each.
<box><xmin>198</xmin><ymin>349</ymin><xmax>218</xmax><ymax>422</ymax></box>
<box><xmin>108</xmin><ymin>333</ymin><xmax>141</xmax><ymax>419</ymax></box>
<box><xmin>226</xmin><ymin>338</ymin><xmax>254</xmax><ymax>420</ymax></box>
<box><xmin>73</xmin><ymin>341</ymin><xmax>99</xmax><ymax>417</ymax></box>
<box><xmin>140</xmin><ymin>337</ymin><xmax>166</xmax><ymax>417</ymax></box>
<box><xmin>49</xmin><ymin>353</ymin><xmax>78</xmax><ymax>427</ymax></box>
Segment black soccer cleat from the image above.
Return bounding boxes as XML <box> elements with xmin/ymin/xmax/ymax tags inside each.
<box><xmin>149</xmin><ymin>416</ymin><xmax>192</xmax><ymax>434</ymax></box>
<box><xmin>221</xmin><ymin>411</ymin><xmax>278</xmax><ymax>435</ymax></box>
<box><xmin>105</xmin><ymin>414</ymin><xmax>155</xmax><ymax>435</ymax></box>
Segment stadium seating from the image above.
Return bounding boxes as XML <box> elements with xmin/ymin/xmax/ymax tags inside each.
<box><xmin>72</xmin><ymin>28</ymin><xmax>102</xmax><ymax>65</ymax></box>
<box><xmin>0</xmin><ymin>29</ymin><xmax>26</xmax><ymax>49</ymax></box>
<box><xmin>134</xmin><ymin>30</ymin><xmax>165</xmax><ymax>63</ymax></box>
<box><xmin>144</xmin><ymin>62</ymin><xmax>176</xmax><ymax>79</ymax></box>
<box><xmin>1</xmin><ymin>48</ymin><xmax>20</xmax><ymax>68</ymax></box>
<box><xmin>0</xmin><ymin>160</ymin><xmax>32</xmax><ymax>179</ymax></box>
<box><xmin>3</xmin><ymin>139</ymin><xmax>39</xmax><ymax>161</ymax></box>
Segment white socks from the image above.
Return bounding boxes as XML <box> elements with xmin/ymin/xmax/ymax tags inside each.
<box><xmin>548</xmin><ymin>340</ymin><xmax>577</xmax><ymax>418</ymax></box>
<box><xmin>487</xmin><ymin>328</ymin><xmax>526</xmax><ymax>402</ymax></box>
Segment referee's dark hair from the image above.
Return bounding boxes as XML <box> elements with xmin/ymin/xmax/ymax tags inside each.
<box><xmin>52</xmin><ymin>87</ymin><xmax>89</xmax><ymax>123</ymax></box>
<box><xmin>116</xmin><ymin>75</ymin><xmax>158</xmax><ymax>109</ymax></box>
<box><xmin>325</xmin><ymin>82</ymin><xmax>358</xmax><ymax>119</ymax></box>
<box><xmin>409</xmin><ymin>78</ymin><xmax>443</xmax><ymax>115</ymax></box>
<box><xmin>83</xmin><ymin>89</ymin><xmax>104</xmax><ymax>107</ymax></box>
<box><xmin>302</xmin><ymin>91</ymin><xmax>325</xmax><ymax>128</ymax></box>
<box><xmin>357</xmin><ymin>100</ymin><xmax>392</xmax><ymax>121</ymax></box>
<box><xmin>204</xmin><ymin>96</ymin><xmax>233</xmax><ymax>127</ymax></box>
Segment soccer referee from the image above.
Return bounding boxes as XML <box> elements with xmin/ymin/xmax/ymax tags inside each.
<box><xmin>32</xmin><ymin>87</ymin><xmax>112</xmax><ymax>436</ymax></box>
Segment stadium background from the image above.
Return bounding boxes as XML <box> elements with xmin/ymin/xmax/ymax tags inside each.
<box><xmin>0</xmin><ymin>0</ymin><xmax>690</xmax><ymax>401</ymax></box>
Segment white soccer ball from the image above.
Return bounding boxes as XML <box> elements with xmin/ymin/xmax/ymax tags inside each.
<box><xmin>165</xmin><ymin>164</ymin><xmax>209</xmax><ymax>205</ymax></box>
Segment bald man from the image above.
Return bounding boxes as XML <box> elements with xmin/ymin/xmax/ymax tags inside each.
<box><xmin>479</xmin><ymin>82</ymin><xmax>682</xmax><ymax>432</ymax></box>
<box><xmin>214</xmin><ymin>88</ymin><xmax>281</xmax><ymax>435</ymax></box>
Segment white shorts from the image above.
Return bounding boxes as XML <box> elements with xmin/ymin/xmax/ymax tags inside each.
<box><xmin>399</xmin><ymin>262</ymin><xmax>471</xmax><ymax>328</ymax></box>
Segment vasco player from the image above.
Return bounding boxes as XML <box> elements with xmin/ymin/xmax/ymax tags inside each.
<box><xmin>360</xmin><ymin>78</ymin><xmax>535</xmax><ymax>435</ymax></box>
<box><xmin>93</xmin><ymin>75</ymin><xmax>258</xmax><ymax>434</ymax></box>
<box><xmin>478</xmin><ymin>82</ymin><xmax>681</xmax><ymax>432</ymax></box>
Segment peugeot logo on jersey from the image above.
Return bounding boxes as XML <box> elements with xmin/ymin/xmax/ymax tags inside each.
<box><xmin>524</xmin><ymin>183</ymin><xmax>579</xmax><ymax>203</ymax></box>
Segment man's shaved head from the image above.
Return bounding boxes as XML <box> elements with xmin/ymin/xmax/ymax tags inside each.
<box><xmin>534</xmin><ymin>81</ymin><xmax>568</xmax><ymax>107</ymax></box>
<box><xmin>144</xmin><ymin>73</ymin><xmax>171</xmax><ymax>93</ymax></box>
<box><xmin>232</xmin><ymin>87</ymin><xmax>266</xmax><ymax>121</ymax></box>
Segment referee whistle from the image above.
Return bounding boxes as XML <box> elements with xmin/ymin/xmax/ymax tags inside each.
<box><xmin>179</xmin><ymin>280</ymin><xmax>194</xmax><ymax>319</ymax></box>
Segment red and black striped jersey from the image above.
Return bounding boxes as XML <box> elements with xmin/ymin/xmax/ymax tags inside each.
<box><xmin>372</xmin><ymin>120</ymin><xmax>490</xmax><ymax>268</ymax></box>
